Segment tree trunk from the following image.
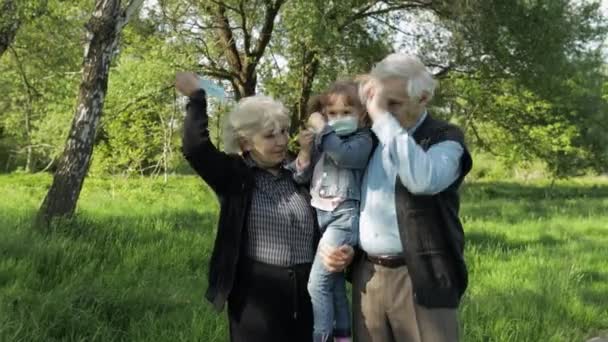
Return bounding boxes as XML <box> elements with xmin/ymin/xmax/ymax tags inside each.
<box><xmin>0</xmin><ymin>0</ymin><xmax>20</xmax><ymax>58</ymax></box>
<box><xmin>11</xmin><ymin>47</ymin><xmax>35</xmax><ymax>172</ymax></box>
<box><xmin>232</xmin><ymin>72</ymin><xmax>257</xmax><ymax>100</ymax></box>
<box><xmin>37</xmin><ymin>0</ymin><xmax>143</xmax><ymax>225</ymax></box>
<box><xmin>24</xmin><ymin>109</ymin><xmax>32</xmax><ymax>172</ymax></box>
<box><xmin>210</xmin><ymin>0</ymin><xmax>284</xmax><ymax>100</ymax></box>
<box><xmin>290</xmin><ymin>49</ymin><xmax>320</xmax><ymax>135</ymax></box>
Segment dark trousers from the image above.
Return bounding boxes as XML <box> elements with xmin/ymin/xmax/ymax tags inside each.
<box><xmin>228</xmin><ymin>258</ymin><xmax>314</xmax><ymax>342</ymax></box>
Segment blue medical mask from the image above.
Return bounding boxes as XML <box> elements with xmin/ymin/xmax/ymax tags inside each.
<box><xmin>328</xmin><ymin>116</ymin><xmax>358</xmax><ymax>136</ymax></box>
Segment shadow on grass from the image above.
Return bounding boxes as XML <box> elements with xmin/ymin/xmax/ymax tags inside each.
<box><xmin>39</xmin><ymin>209</ymin><xmax>220</xmax><ymax>245</ymax></box>
<box><xmin>0</xmin><ymin>209</ymin><xmax>218</xmax><ymax>290</ymax></box>
<box><xmin>467</xmin><ymin>231</ymin><xmax>563</xmax><ymax>254</ymax></box>
<box><xmin>462</xmin><ymin>181</ymin><xmax>608</xmax><ymax>201</ymax></box>
<box><xmin>462</xmin><ymin>285</ymin><xmax>606</xmax><ymax>341</ymax></box>
<box><xmin>580</xmin><ymin>287</ymin><xmax>608</xmax><ymax>309</ymax></box>
<box><xmin>461</xmin><ymin>196</ymin><xmax>606</xmax><ymax>225</ymax></box>
<box><xmin>1</xmin><ymin>209</ymin><xmax>220</xmax><ymax>341</ymax></box>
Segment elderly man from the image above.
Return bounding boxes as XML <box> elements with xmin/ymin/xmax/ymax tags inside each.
<box><xmin>350</xmin><ymin>54</ymin><xmax>473</xmax><ymax>342</ymax></box>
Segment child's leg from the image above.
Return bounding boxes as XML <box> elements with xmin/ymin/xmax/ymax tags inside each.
<box><xmin>332</xmin><ymin>271</ymin><xmax>351</xmax><ymax>339</ymax></box>
<box><xmin>308</xmin><ymin>208</ymin><xmax>337</xmax><ymax>342</ymax></box>
<box><xmin>308</xmin><ymin>247</ymin><xmax>336</xmax><ymax>342</ymax></box>
<box><xmin>309</xmin><ymin>203</ymin><xmax>357</xmax><ymax>341</ymax></box>
<box><xmin>331</xmin><ymin>210</ymin><xmax>358</xmax><ymax>340</ymax></box>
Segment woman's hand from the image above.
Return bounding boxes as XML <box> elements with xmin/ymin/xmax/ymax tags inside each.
<box><xmin>295</xmin><ymin>128</ymin><xmax>314</xmax><ymax>171</ymax></box>
<box><xmin>320</xmin><ymin>243</ymin><xmax>355</xmax><ymax>273</ymax></box>
<box><xmin>175</xmin><ymin>72</ymin><xmax>201</xmax><ymax>97</ymax></box>
<box><xmin>298</xmin><ymin>129</ymin><xmax>314</xmax><ymax>153</ymax></box>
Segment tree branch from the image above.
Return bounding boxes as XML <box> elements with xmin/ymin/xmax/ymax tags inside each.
<box><xmin>9</xmin><ymin>46</ymin><xmax>41</xmax><ymax>98</ymax></box>
<box><xmin>250</xmin><ymin>0</ymin><xmax>286</xmax><ymax>65</ymax></box>
<box><xmin>367</xmin><ymin>14</ymin><xmax>416</xmax><ymax>36</ymax></box>
<box><xmin>192</xmin><ymin>32</ymin><xmax>238</xmax><ymax>80</ymax></box>
<box><xmin>462</xmin><ymin>105</ymin><xmax>504</xmax><ymax>157</ymax></box>
<box><xmin>239</xmin><ymin>0</ymin><xmax>251</xmax><ymax>55</ymax></box>
<box><xmin>114</xmin><ymin>84</ymin><xmax>173</xmax><ymax>114</ymax></box>
<box><xmin>426</xmin><ymin>63</ymin><xmax>454</xmax><ymax>78</ymax></box>
<box><xmin>0</xmin><ymin>0</ymin><xmax>21</xmax><ymax>57</ymax></box>
<box><xmin>347</xmin><ymin>1</ymin><xmax>431</xmax><ymax>23</ymax></box>
<box><xmin>209</xmin><ymin>0</ymin><xmax>240</xmax><ymax>14</ymax></box>
<box><xmin>118</xmin><ymin>0</ymin><xmax>145</xmax><ymax>29</ymax></box>
<box><xmin>200</xmin><ymin>67</ymin><xmax>234</xmax><ymax>80</ymax></box>
<box><xmin>213</xmin><ymin>2</ymin><xmax>243</xmax><ymax>74</ymax></box>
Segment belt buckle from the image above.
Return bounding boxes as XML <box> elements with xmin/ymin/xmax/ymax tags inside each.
<box><xmin>378</xmin><ymin>258</ymin><xmax>390</xmax><ymax>267</ymax></box>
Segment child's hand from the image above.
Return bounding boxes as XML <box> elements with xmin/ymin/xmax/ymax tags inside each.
<box><xmin>307</xmin><ymin>112</ymin><xmax>326</xmax><ymax>132</ymax></box>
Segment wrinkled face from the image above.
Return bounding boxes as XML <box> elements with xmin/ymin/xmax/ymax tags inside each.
<box><xmin>243</xmin><ymin>123</ymin><xmax>289</xmax><ymax>168</ymax></box>
<box><xmin>381</xmin><ymin>77</ymin><xmax>427</xmax><ymax>127</ymax></box>
<box><xmin>325</xmin><ymin>94</ymin><xmax>362</xmax><ymax>122</ymax></box>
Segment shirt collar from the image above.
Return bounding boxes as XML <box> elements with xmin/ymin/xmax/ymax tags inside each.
<box><xmin>243</xmin><ymin>152</ymin><xmax>291</xmax><ymax>174</ymax></box>
<box><xmin>408</xmin><ymin>110</ymin><xmax>428</xmax><ymax>135</ymax></box>
<box><xmin>243</xmin><ymin>152</ymin><xmax>257</xmax><ymax>168</ymax></box>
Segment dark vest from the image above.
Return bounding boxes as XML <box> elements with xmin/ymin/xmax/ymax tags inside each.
<box><xmin>395</xmin><ymin>114</ymin><xmax>473</xmax><ymax>308</ymax></box>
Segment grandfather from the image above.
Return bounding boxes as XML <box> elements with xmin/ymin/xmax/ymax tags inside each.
<box><xmin>353</xmin><ymin>54</ymin><xmax>473</xmax><ymax>342</ymax></box>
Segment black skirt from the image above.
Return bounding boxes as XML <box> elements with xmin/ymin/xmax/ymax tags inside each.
<box><xmin>227</xmin><ymin>258</ymin><xmax>314</xmax><ymax>342</ymax></box>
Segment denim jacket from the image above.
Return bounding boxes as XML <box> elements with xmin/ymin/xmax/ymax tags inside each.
<box><xmin>291</xmin><ymin>125</ymin><xmax>374</xmax><ymax>202</ymax></box>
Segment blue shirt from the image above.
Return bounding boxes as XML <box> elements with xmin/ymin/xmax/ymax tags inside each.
<box><xmin>359</xmin><ymin>111</ymin><xmax>464</xmax><ymax>255</ymax></box>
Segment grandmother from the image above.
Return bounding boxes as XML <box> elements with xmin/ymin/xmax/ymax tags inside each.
<box><xmin>176</xmin><ymin>72</ymin><xmax>353</xmax><ymax>342</ymax></box>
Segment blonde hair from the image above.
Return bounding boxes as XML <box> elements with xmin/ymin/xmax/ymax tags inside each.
<box><xmin>370</xmin><ymin>53</ymin><xmax>437</xmax><ymax>100</ymax></box>
<box><xmin>308</xmin><ymin>80</ymin><xmax>370</xmax><ymax>128</ymax></box>
<box><xmin>222</xmin><ymin>95</ymin><xmax>290</xmax><ymax>154</ymax></box>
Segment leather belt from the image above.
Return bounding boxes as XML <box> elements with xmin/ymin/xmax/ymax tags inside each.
<box><xmin>365</xmin><ymin>253</ymin><xmax>406</xmax><ymax>268</ymax></box>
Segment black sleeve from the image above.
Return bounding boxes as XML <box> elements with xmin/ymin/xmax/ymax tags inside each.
<box><xmin>181</xmin><ymin>89</ymin><xmax>244</xmax><ymax>195</ymax></box>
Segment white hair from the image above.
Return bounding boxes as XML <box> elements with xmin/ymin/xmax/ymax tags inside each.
<box><xmin>370</xmin><ymin>53</ymin><xmax>438</xmax><ymax>100</ymax></box>
<box><xmin>222</xmin><ymin>95</ymin><xmax>290</xmax><ymax>154</ymax></box>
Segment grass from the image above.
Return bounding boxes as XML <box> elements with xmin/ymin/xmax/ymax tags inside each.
<box><xmin>0</xmin><ymin>174</ymin><xmax>607</xmax><ymax>341</ymax></box>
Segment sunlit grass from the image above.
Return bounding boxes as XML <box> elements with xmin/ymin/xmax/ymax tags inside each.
<box><xmin>1</xmin><ymin>174</ymin><xmax>606</xmax><ymax>341</ymax></box>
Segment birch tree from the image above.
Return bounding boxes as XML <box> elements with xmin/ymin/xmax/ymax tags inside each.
<box><xmin>38</xmin><ymin>0</ymin><xmax>145</xmax><ymax>224</ymax></box>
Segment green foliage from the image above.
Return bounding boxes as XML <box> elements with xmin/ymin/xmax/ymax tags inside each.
<box><xmin>0</xmin><ymin>0</ymin><xmax>606</xmax><ymax>177</ymax></box>
<box><xmin>1</xmin><ymin>175</ymin><xmax>607</xmax><ymax>341</ymax></box>
<box><xmin>0</xmin><ymin>0</ymin><xmax>91</xmax><ymax>171</ymax></box>
<box><xmin>442</xmin><ymin>0</ymin><xmax>608</xmax><ymax>176</ymax></box>
<box><xmin>93</xmin><ymin>20</ymin><xmax>189</xmax><ymax>175</ymax></box>
<box><xmin>445</xmin><ymin>75</ymin><xmax>589</xmax><ymax>177</ymax></box>
<box><xmin>262</xmin><ymin>0</ymin><xmax>392</xmax><ymax>122</ymax></box>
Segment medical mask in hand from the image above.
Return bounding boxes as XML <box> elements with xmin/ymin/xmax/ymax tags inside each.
<box><xmin>199</xmin><ymin>78</ymin><xmax>226</xmax><ymax>101</ymax></box>
<box><xmin>328</xmin><ymin>116</ymin><xmax>358</xmax><ymax>136</ymax></box>
<box><xmin>198</xmin><ymin>78</ymin><xmax>226</xmax><ymax>118</ymax></box>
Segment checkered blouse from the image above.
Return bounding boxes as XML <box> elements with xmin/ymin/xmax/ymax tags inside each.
<box><xmin>243</xmin><ymin>156</ymin><xmax>316</xmax><ymax>266</ymax></box>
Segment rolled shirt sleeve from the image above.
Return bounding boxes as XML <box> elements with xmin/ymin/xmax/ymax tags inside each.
<box><xmin>371</xmin><ymin>112</ymin><xmax>463</xmax><ymax>195</ymax></box>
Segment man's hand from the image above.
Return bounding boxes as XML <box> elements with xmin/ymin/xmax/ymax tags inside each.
<box><xmin>360</xmin><ymin>78</ymin><xmax>388</xmax><ymax>122</ymax></box>
<box><xmin>320</xmin><ymin>243</ymin><xmax>355</xmax><ymax>273</ymax></box>
<box><xmin>307</xmin><ymin>112</ymin><xmax>327</xmax><ymax>132</ymax></box>
<box><xmin>175</xmin><ymin>72</ymin><xmax>201</xmax><ymax>97</ymax></box>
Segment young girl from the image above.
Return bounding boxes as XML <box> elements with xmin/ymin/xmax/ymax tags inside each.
<box><xmin>294</xmin><ymin>81</ymin><xmax>374</xmax><ymax>342</ymax></box>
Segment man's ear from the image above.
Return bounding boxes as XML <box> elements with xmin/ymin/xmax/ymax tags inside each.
<box><xmin>418</xmin><ymin>92</ymin><xmax>431</xmax><ymax>106</ymax></box>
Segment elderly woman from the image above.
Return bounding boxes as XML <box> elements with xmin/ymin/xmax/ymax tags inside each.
<box><xmin>175</xmin><ymin>72</ymin><xmax>353</xmax><ymax>342</ymax></box>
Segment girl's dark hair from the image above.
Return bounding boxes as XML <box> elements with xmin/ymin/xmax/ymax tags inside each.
<box><xmin>307</xmin><ymin>80</ymin><xmax>371</xmax><ymax>127</ymax></box>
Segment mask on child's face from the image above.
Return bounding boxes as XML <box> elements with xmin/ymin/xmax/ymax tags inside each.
<box><xmin>328</xmin><ymin>115</ymin><xmax>358</xmax><ymax>136</ymax></box>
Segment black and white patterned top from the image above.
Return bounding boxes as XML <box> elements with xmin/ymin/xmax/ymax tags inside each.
<box><xmin>243</xmin><ymin>156</ymin><xmax>316</xmax><ymax>267</ymax></box>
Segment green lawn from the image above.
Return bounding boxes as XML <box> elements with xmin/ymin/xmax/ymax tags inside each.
<box><xmin>1</xmin><ymin>174</ymin><xmax>607</xmax><ymax>341</ymax></box>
